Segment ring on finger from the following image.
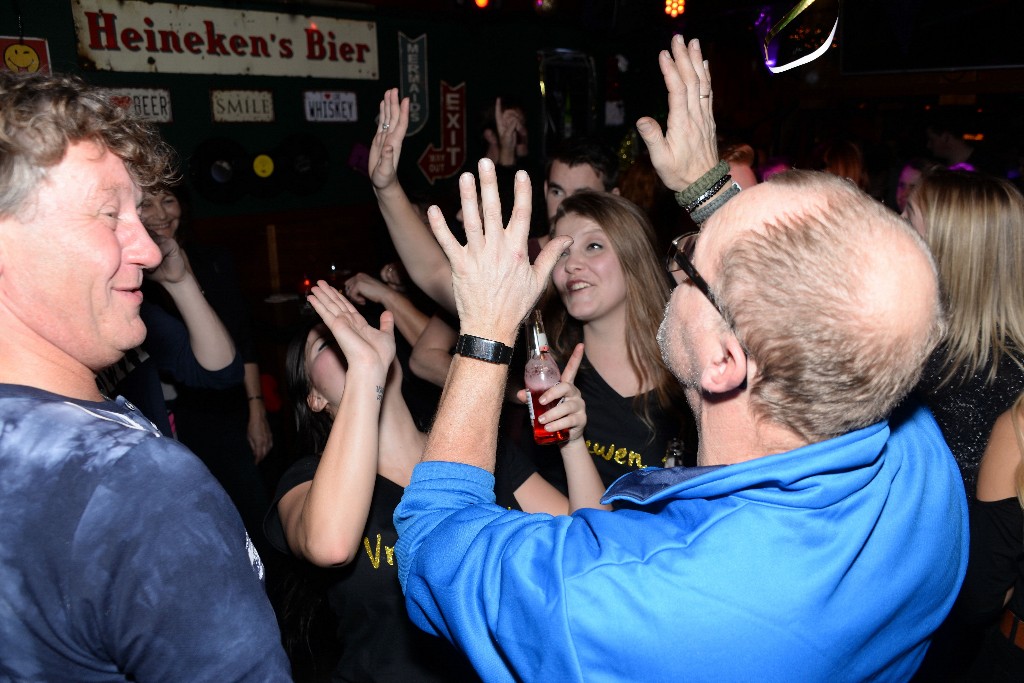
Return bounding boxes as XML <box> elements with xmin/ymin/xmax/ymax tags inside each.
<box><xmin>382</xmin><ymin>123</ymin><xmax>390</xmax><ymax>130</ymax></box>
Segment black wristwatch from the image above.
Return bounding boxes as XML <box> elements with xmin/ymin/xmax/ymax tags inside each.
<box><xmin>454</xmin><ymin>334</ymin><xmax>514</xmax><ymax>365</ymax></box>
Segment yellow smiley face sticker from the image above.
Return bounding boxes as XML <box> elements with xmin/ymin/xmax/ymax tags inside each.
<box><xmin>253</xmin><ymin>154</ymin><xmax>274</xmax><ymax>178</ymax></box>
<box><xmin>4</xmin><ymin>44</ymin><xmax>40</xmax><ymax>73</ymax></box>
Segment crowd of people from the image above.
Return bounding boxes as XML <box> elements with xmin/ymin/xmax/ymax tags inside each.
<box><xmin>2</xmin><ymin>30</ymin><xmax>1023</xmax><ymax>683</ymax></box>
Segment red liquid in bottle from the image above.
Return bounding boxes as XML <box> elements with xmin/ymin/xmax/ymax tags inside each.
<box><xmin>525</xmin><ymin>366</ymin><xmax>570</xmax><ymax>446</ymax></box>
<box><xmin>524</xmin><ymin>310</ymin><xmax>570</xmax><ymax>445</ymax></box>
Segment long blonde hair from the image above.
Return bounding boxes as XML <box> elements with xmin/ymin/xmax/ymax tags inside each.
<box><xmin>911</xmin><ymin>169</ymin><xmax>1024</xmax><ymax>386</ymax></box>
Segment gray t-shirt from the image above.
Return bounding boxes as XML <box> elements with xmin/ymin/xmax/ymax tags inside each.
<box><xmin>0</xmin><ymin>384</ymin><xmax>290</xmax><ymax>682</ymax></box>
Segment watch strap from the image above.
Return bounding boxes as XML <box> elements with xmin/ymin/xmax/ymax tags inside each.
<box><xmin>455</xmin><ymin>334</ymin><xmax>514</xmax><ymax>365</ymax></box>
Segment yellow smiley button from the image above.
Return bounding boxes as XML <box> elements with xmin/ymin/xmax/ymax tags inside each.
<box><xmin>253</xmin><ymin>154</ymin><xmax>274</xmax><ymax>178</ymax></box>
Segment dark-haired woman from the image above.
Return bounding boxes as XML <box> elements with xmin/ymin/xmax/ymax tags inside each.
<box><xmin>264</xmin><ymin>282</ymin><xmax>605</xmax><ymax>682</ymax></box>
<box><xmin>138</xmin><ymin>185</ymin><xmax>273</xmax><ymax>544</ymax></box>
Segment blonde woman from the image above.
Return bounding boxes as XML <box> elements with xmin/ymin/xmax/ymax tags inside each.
<box><xmin>905</xmin><ymin>169</ymin><xmax>1024</xmax><ymax>497</ymax></box>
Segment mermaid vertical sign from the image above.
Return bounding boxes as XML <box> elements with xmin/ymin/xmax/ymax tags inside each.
<box><xmin>398</xmin><ymin>33</ymin><xmax>428</xmax><ymax>137</ymax></box>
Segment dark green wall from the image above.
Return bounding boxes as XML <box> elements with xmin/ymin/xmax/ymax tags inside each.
<box><xmin>6</xmin><ymin>0</ymin><xmax>598</xmax><ymax>218</ymax></box>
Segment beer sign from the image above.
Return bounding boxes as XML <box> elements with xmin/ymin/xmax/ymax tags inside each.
<box><xmin>107</xmin><ymin>88</ymin><xmax>173</xmax><ymax>123</ymax></box>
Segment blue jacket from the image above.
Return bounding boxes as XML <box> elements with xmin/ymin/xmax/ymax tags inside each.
<box><xmin>395</xmin><ymin>405</ymin><xmax>968</xmax><ymax>682</ymax></box>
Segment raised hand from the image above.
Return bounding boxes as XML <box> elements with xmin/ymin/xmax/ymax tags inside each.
<box><xmin>636</xmin><ymin>35</ymin><xmax>719</xmax><ymax>191</ymax></box>
<box><xmin>427</xmin><ymin>159</ymin><xmax>572</xmax><ymax>346</ymax></box>
<box><xmin>307</xmin><ymin>280</ymin><xmax>396</xmax><ymax>379</ymax></box>
<box><xmin>343</xmin><ymin>272</ymin><xmax>392</xmax><ymax>306</ymax></box>
<box><xmin>519</xmin><ymin>343</ymin><xmax>587</xmax><ymax>443</ymax></box>
<box><xmin>494</xmin><ymin>97</ymin><xmax>526</xmax><ymax>166</ymax></box>
<box><xmin>369</xmin><ymin>88</ymin><xmax>410</xmax><ymax>193</ymax></box>
<box><xmin>145</xmin><ymin>233</ymin><xmax>190</xmax><ymax>285</ymax></box>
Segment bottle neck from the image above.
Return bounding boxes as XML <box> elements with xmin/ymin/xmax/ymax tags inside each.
<box><xmin>527</xmin><ymin>327</ymin><xmax>549</xmax><ymax>358</ymax></box>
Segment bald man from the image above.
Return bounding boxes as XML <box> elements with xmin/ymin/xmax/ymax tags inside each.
<box><xmin>391</xmin><ymin>37</ymin><xmax>968</xmax><ymax>682</ymax></box>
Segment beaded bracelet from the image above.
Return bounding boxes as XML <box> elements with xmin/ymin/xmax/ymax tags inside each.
<box><xmin>684</xmin><ymin>173</ymin><xmax>732</xmax><ymax>214</ymax></box>
<box><xmin>691</xmin><ymin>182</ymin><xmax>741</xmax><ymax>225</ymax></box>
<box><xmin>674</xmin><ymin>160</ymin><xmax>730</xmax><ymax>208</ymax></box>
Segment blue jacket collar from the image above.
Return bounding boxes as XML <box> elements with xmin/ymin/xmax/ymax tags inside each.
<box><xmin>603</xmin><ymin>417</ymin><xmax>893</xmax><ymax>506</ymax></box>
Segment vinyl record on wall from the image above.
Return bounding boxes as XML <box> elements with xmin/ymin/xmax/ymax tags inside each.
<box><xmin>189</xmin><ymin>137</ymin><xmax>249</xmax><ymax>203</ymax></box>
<box><xmin>278</xmin><ymin>133</ymin><xmax>330</xmax><ymax>196</ymax></box>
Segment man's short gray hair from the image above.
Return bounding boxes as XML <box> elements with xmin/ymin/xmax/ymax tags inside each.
<box><xmin>716</xmin><ymin>171</ymin><xmax>945</xmax><ymax>442</ymax></box>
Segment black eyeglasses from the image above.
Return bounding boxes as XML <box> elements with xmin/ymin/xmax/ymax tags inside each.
<box><xmin>665</xmin><ymin>231</ymin><xmax>727</xmax><ymax>320</ymax></box>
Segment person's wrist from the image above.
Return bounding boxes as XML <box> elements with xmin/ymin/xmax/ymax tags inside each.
<box><xmin>675</xmin><ymin>160</ymin><xmax>729</xmax><ymax>206</ymax></box>
<box><xmin>344</xmin><ymin>367</ymin><xmax>391</xmax><ymax>400</ymax></box>
<box><xmin>160</xmin><ymin>273</ymin><xmax>199</xmax><ymax>294</ymax></box>
<box><xmin>455</xmin><ymin>333</ymin><xmax>514</xmax><ymax>364</ymax></box>
<box><xmin>372</xmin><ymin>181</ymin><xmax>402</xmax><ymax>198</ymax></box>
<box><xmin>374</xmin><ymin>286</ymin><xmax>395</xmax><ymax>308</ymax></box>
<box><xmin>460</xmin><ymin>324</ymin><xmax>518</xmax><ymax>348</ymax></box>
<box><xmin>691</xmin><ymin>182</ymin><xmax>741</xmax><ymax>225</ymax></box>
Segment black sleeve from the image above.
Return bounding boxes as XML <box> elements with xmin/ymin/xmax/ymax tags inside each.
<box><xmin>493</xmin><ymin>404</ymin><xmax>539</xmax><ymax>510</ymax></box>
<box><xmin>189</xmin><ymin>244</ymin><xmax>259</xmax><ymax>364</ymax></box>
<box><xmin>957</xmin><ymin>497</ymin><xmax>1024</xmax><ymax>626</ymax></box>
<box><xmin>262</xmin><ymin>456</ymin><xmax>320</xmax><ymax>555</ymax></box>
<box><xmin>141</xmin><ymin>300</ymin><xmax>244</xmax><ymax>390</ymax></box>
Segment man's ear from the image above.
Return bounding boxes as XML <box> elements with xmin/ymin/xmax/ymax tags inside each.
<box><xmin>306</xmin><ymin>390</ymin><xmax>329</xmax><ymax>414</ymax></box>
<box><xmin>700</xmin><ymin>333</ymin><xmax>747</xmax><ymax>396</ymax></box>
<box><xmin>611</xmin><ymin>186</ymin><xmax>621</xmax><ymax>196</ymax></box>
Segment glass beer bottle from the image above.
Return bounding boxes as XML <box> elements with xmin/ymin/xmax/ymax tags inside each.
<box><xmin>524</xmin><ymin>310</ymin><xmax>570</xmax><ymax>445</ymax></box>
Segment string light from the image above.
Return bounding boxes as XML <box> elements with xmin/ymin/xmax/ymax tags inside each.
<box><xmin>665</xmin><ymin>0</ymin><xmax>685</xmax><ymax>18</ymax></box>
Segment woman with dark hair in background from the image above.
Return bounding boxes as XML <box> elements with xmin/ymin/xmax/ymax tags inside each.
<box><xmin>138</xmin><ymin>185</ymin><xmax>274</xmax><ymax>545</ymax></box>
<box><xmin>265</xmin><ymin>282</ymin><xmax>606</xmax><ymax>681</ymax></box>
